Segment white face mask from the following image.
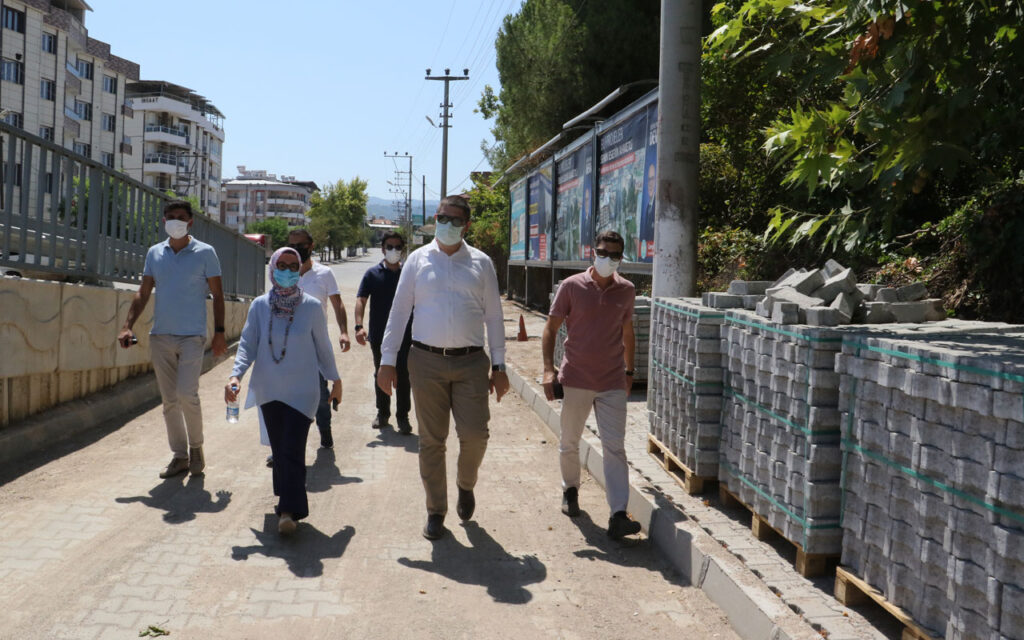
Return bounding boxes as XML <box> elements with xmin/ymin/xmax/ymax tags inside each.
<box><xmin>384</xmin><ymin>248</ymin><xmax>402</xmax><ymax>264</ymax></box>
<box><xmin>593</xmin><ymin>255</ymin><xmax>620</xmax><ymax>278</ymax></box>
<box><xmin>165</xmin><ymin>219</ymin><xmax>189</xmax><ymax>240</ymax></box>
<box><xmin>435</xmin><ymin>220</ymin><xmax>464</xmax><ymax>246</ymax></box>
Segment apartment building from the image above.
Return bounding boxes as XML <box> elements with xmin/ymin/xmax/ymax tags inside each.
<box><xmin>221</xmin><ymin>166</ymin><xmax>318</xmax><ymax>232</ymax></box>
<box><xmin>122</xmin><ymin>80</ymin><xmax>224</xmax><ymax>213</ymax></box>
<box><xmin>1</xmin><ymin>0</ymin><xmax>138</xmax><ymax>169</ymax></box>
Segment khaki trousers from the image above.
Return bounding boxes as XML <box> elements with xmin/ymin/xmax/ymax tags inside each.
<box><xmin>408</xmin><ymin>346</ymin><xmax>491</xmax><ymax>516</ymax></box>
<box><xmin>150</xmin><ymin>334</ymin><xmax>206</xmax><ymax>458</ymax></box>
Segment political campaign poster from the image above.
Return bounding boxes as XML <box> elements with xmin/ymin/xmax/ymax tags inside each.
<box><xmin>527</xmin><ymin>164</ymin><xmax>552</xmax><ymax>261</ymax></box>
<box><xmin>553</xmin><ymin>141</ymin><xmax>594</xmax><ymax>261</ymax></box>
<box><xmin>637</xmin><ymin>102</ymin><xmax>658</xmax><ymax>262</ymax></box>
<box><xmin>509</xmin><ymin>178</ymin><xmax>527</xmax><ymax>261</ymax></box>
<box><xmin>597</xmin><ymin>109</ymin><xmax>648</xmax><ymax>262</ymax></box>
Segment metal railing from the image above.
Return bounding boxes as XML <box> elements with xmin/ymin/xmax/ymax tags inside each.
<box><xmin>143</xmin><ymin>152</ymin><xmax>189</xmax><ymax>168</ymax></box>
<box><xmin>0</xmin><ymin>121</ymin><xmax>264</xmax><ymax>297</ymax></box>
<box><xmin>144</xmin><ymin>124</ymin><xmax>189</xmax><ymax>140</ymax></box>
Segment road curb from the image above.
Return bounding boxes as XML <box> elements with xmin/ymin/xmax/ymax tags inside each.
<box><xmin>506</xmin><ymin>364</ymin><xmax>816</xmax><ymax>640</ymax></box>
<box><xmin>0</xmin><ymin>343</ymin><xmax>238</xmax><ymax>477</ymax></box>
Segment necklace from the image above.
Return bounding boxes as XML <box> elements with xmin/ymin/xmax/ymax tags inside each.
<box><xmin>268</xmin><ymin>310</ymin><xmax>295</xmax><ymax>363</ymax></box>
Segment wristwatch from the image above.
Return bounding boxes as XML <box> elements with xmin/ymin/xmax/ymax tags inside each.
<box><xmin>625</xmin><ymin>369</ymin><xmax>635</xmax><ymax>376</ymax></box>
<box><xmin>215</xmin><ymin>326</ymin><xmax>225</xmax><ymax>333</ymax></box>
<box><xmin>492</xmin><ymin>364</ymin><xmax>506</xmax><ymax>373</ymax></box>
<box><xmin>354</xmin><ymin>324</ymin><xmax>364</xmax><ymax>331</ymax></box>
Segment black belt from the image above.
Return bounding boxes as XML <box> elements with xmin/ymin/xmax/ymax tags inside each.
<box><xmin>412</xmin><ymin>341</ymin><xmax>483</xmax><ymax>357</ymax></box>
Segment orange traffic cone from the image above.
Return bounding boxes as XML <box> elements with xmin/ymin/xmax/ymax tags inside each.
<box><xmin>517</xmin><ymin>314</ymin><xmax>528</xmax><ymax>342</ymax></box>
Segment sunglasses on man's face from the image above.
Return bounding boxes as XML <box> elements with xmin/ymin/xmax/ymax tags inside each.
<box><xmin>595</xmin><ymin>248</ymin><xmax>623</xmax><ymax>261</ymax></box>
<box><xmin>287</xmin><ymin>243</ymin><xmax>310</xmax><ymax>251</ymax></box>
<box><xmin>385</xmin><ymin>244</ymin><xmax>404</xmax><ymax>251</ymax></box>
<box><xmin>435</xmin><ymin>214</ymin><xmax>467</xmax><ymax>227</ymax></box>
<box><xmin>276</xmin><ymin>261</ymin><xmax>300</xmax><ymax>272</ymax></box>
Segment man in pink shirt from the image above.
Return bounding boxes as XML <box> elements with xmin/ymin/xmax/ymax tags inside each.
<box><xmin>541</xmin><ymin>230</ymin><xmax>642</xmax><ymax>540</ymax></box>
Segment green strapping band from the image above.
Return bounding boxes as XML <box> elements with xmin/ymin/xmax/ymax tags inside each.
<box><xmin>843</xmin><ymin>439</ymin><xmax>1024</xmax><ymax>525</ymax></box>
<box><xmin>842</xmin><ymin>340</ymin><xmax>1024</xmax><ymax>384</ymax></box>
<box><xmin>720</xmin><ymin>460</ymin><xmax>842</xmax><ymax>530</ymax></box>
<box><xmin>726</xmin><ymin>314</ymin><xmax>844</xmax><ymax>344</ymax></box>
<box><xmin>725</xmin><ymin>387</ymin><xmax>841</xmax><ymax>437</ymax></box>
<box><xmin>652</xmin><ymin>357</ymin><xmax>723</xmax><ymax>389</ymax></box>
<box><xmin>653</xmin><ymin>298</ymin><xmax>726</xmax><ymax>320</ymax></box>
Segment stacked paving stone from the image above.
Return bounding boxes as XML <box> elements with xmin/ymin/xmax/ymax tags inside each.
<box><xmin>550</xmin><ymin>282</ymin><xmax>651</xmax><ymax>383</ymax></box>
<box><xmin>836</xmin><ymin>328</ymin><xmax>1024</xmax><ymax>639</ymax></box>
<box><xmin>717</xmin><ymin>308</ymin><xmax>847</xmax><ymax>555</ymax></box>
<box><xmin>702</xmin><ymin>260</ymin><xmax>946</xmax><ymax>327</ymax></box>
<box><xmin>647</xmin><ymin>297</ymin><xmax>726</xmax><ymax>477</ymax></box>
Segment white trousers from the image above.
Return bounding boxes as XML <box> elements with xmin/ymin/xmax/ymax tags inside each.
<box><xmin>150</xmin><ymin>334</ymin><xmax>205</xmax><ymax>458</ymax></box>
<box><xmin>559</xmin><ymin>386</ymin><xmax>630</xmax><ymax>513</ymax></box>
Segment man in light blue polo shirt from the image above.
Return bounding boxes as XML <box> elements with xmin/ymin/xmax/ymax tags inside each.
<box><xmin>118</xmin><ymin>200</ymin><xmax>227</xmax><ymax>479</ymax></box>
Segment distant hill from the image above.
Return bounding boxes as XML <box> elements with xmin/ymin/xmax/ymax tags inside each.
<box><xmin>367</xmin><ymin>196</ymin><xmax>439</xmax><ymax>223</ymax></box>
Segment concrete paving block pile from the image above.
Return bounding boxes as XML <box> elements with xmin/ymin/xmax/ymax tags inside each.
<box><xmin>647</xmin><ymin>297</ymin><xmax>726</xmax><ymax>477</ymax></box>
<box><xmin>551</xmin><ymin>283</ymin><xmax>651</xmax><ymax>382</ymax></box>
<box><xmin>718</xmin><ymin>309</ymin><xmax>846</xmax><ymax>555</ymax></box>
<box><xmin>836</xmin><ymin>329</ymin><xmax>1024</xmax><ymax>639</ymax></box>
<box><xmin>701</xmin><ymin>259</ymin><xmax>947</xmax><ymax>327</ymax></box>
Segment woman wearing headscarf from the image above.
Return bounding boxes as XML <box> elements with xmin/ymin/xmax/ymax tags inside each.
<box><xmin>225</xmin><ymin>247</ymin><xmax>342</xmax><ymax>534</ymax></box>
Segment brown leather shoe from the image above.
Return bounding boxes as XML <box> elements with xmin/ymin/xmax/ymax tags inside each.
<box><xmin>159</xmin><ymin>457</ymin><xmax>189</xmax><ymax>479</ymax></box>
<box><xmin>188</xmin><ymin>446</ymin><xmax>205</xmax><ymax>476</ymax></box>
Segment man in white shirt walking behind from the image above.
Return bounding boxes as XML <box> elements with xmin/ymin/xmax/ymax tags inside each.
<box><xmin>287</xmin><ymin>229</ymin><xmax>351</xmax><ymax>449</ymax></box>
<box><xmin>377</xmin><ymin>196</ymin><xmax>510</xmax><ymax>540</ymax></box>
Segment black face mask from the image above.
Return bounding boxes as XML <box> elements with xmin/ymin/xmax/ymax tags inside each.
<box><xmin>288</xmin><ymin>245</ymin><xmax>311</xmax><ymax>263</ymax></box>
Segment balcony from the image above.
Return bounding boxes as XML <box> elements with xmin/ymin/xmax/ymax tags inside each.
<box><xmin>144</xmin><ymin>124</ymin><xmax>190</xmax><ymax>147</ymax></box>
<box><xmin>144</xmin><ymin>152</ymin><xmax>188</xmax><ymax>174</ymax></box>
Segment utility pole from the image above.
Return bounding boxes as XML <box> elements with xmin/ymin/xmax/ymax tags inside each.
<box><xmin>653</xmin><ymin>0</ymin><xmax>700</xmax><ymax>298</ymax></box>
<box><xmin>425</xmin><ymin>68</ymin><xmax>469</xmax><ymax>198</ymax></box>
<box><xmin>422</xmin><ymin>175</ymin><xmax>426</xmax><ymax>226</ymax></box>
<box><xmin>384</xmin><ymin>151</ymin><xmax>413</xmax><ymax>240</ymax></box>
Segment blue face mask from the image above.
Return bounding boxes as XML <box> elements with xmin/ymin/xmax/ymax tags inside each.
<box><xmin>274</xmin><ymin>269</ymin><xmax>300</xmax><ymax>288</ymax></box>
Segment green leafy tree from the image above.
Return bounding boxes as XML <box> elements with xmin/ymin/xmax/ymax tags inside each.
<box><xmin>465</xmin><ymin>173</ymin><xmax>511</xmax><ymax>288</ymax></box>
<box><xmin>246</xmin><ymin>217</ymin><xmax>290</xmax><ymax>249</ymax></box>
<box><xmin>307</xmin><ymin>177</ymin><xmax>369</xmax><ymax>259</ymax></box>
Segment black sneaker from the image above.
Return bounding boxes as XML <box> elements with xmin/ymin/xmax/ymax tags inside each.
<box><xmin>607</xmin><ymin>511</ymin><xmax>642</xmax><ymax>540</ymax></box>
<box><xmin>372</xmin><ymin>414</ymin><xmax>389</xmax><ymax>430</ymax></box>
<box><xmin>320</xmin><ymin>433</ymin><xmax>334</xmax><ymax>449</ymax></box>
<box><xmin>397</xmin><ymin>416</ymin><xmax>413</xmax><ymax>435</ymax></box>
<box><xmin>562</xmin><ymin>487</ymin><xmax>580</xmax><ymax>517</ymax></box>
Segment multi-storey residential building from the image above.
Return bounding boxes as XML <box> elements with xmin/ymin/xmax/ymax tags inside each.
<box><xmin>221</xmin><ymin>166</ymin><xmax>318</xmax><ymax>232</ymax></box>
<box><xmin>122</xmin><ymin>80</ymin><xmax>224</xmax><ymax>213</ymax></box>
<box><xmin>1</xmin><ymin>0</ymin><xmax>138</xmax><ymax>167</ymax></box>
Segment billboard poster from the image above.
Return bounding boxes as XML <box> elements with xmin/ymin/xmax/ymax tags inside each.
<box><xmin>597</xmin><ymin>110</ymin><xmax>648</xmax><ymax>262</ymax></box>
<box><xmin>509</xmin><ymin>179</ymin><xmax>527</xmax><ymax>261</ymax></box>
<box><xmin>638</xmin><ymin>102</ymin><xmax>658</xmax><ymax>262</ymax></box>
<box><xmin>554</xmin><ymin>142</ymin><xmax>595</xmax><ymax>261</ymax></box>
<box><xmin>527</xmin><ymin>165</ymin><xmax>552</xmax><ymax>261</ymax></box>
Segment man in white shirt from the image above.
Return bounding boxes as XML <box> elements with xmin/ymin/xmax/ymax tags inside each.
<box><xmin>287</xmin><ymin>229</ymin><xmax>350</xmax><ymax>449</ymax></box>
<box><xmin>378</xmin><ymin>195</ymin><xmax>509</xmax><ymax>540</ymax></box>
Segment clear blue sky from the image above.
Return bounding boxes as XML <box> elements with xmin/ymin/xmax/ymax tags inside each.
<box><xmin>87</xmin><ymin>1</ymin><xmax>516</xmax><ymax>200</ymax></box>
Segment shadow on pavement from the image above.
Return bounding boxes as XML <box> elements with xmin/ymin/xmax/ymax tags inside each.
<box><xmin>231</xmin><ymin>514</ymin><xmax>356</xmax><ymax>577</ymax></box>
<box><xmin>306</xmin><ymin>448</ymin><xmax>363</xmax><ymax>493</ymax></box>
<box><xmin>570</xmin><ymin>510</ymin><xmax>692</xmax><ymax>586</ymax></box>
<box><xmin>396</xmin><ymin>521</ymin><xmax>546</xmax><ymax>603</ymax></box>
<box><xmin>365</xmin><ymin>426</ymin><xmax>418</xmax><ymax>454</ymax></box>
<box><xmin>115</xmin><ymin>475</ymin><xmax>231</xmax><ymax>524</ymax></box>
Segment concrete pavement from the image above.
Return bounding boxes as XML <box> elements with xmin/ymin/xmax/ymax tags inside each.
<box><xmin>0</xmin><ymin>255</ymin><xmax>739</xmax><ymax>640</ymax></box>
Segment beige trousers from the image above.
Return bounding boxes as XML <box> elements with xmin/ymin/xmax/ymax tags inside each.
<box><xmin>150</xmin><ymin>334</ymin><xmax>206</xmax><ymax>458</ymax></box>
<box><xmin>560</xmin><ymin>386</ymin><xmax>630</xmax><ymax>513</ymax></box>
<box><xmin>408</xmin><ymin>346</ymin><xmax>491</xmax><ymax>516</ymax></box>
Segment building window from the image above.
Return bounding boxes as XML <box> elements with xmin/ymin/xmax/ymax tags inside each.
<box><xmin>74</xmin><ymin>100</ymin><xmax>92</xmax><ymax>121</ymax></box>
<box><xmin>2</xmin><ymin>7</ymin><xmax>25</xmax><ymax>33</ymax></box>
<box><xmin>41</xmin><ymin>78</ymin><xmax>57</xmax><ymax>101</ymax></box>
<box><xmin>101</xmin><ymin>113</ymin><xmax>116</xmax><ymax>132</ymax></box>
<box><xmin>42</xmin><ymin>32</ymin><xmax>57</xmax><ymax>54</ymax></box>
<box><xmin>101</xmin><ymin>152</ymin><xmax>115</xmax><ymax>168</ymax></box>
<box><xmin>73</xmin><ymin>142</ymin><xmax>91</xmax><ymax>158</ymax></box>
<box><xmin>1</xmin><ymin>59</ymin><xmax>24</xmax><ymax>84</ymax></box>
<box><xmin>2</xmin><ymin>163</ymin><xmax>23</xmax><ymax>187</ymax></box>
<box><xmin>2</xmin><ymin>111</ymin><xmax>22</xmax><ymax>128</ymax></box>
<box><xmin>76</xmin><ymin>59</ymin><xmax>94</xmax><ymax>80</ymax></box>
<box><xmin>102</xmin><ymin>75</ymin><xmax>117</xmax><ymax>94</ymax></box>
<box><xmin>40</xmin><ymin>126</ymin><xmax>55</xmax><ymax>141</ymax></box>
<box><xmin>45</xmin><ymin>172</ymin><xmax>55</xmax><ymax>194</ymax></box>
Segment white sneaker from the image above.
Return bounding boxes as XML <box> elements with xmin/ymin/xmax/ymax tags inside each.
<box><xmin>278</xmin><ymin>514</ymin><xmax>296</xmax><ymax>535</ymax></box>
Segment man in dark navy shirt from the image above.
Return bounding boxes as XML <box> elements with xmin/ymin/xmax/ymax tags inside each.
<box><xmin>355</xmin><ymin>231</ymin><xmax>413</xmax><ymax>433</ymax></box>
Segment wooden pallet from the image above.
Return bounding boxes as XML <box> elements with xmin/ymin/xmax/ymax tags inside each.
<box><xmin>834</xmin><ymin>566</ymin><xmax>940</xmax><ymax>640</ymax></box>
<box><xmin>718</xmin><ymin>485</ymin><xmax>838</xmax><ymax>578</ymax></box>
<box><xmin>647</xmin><ymin>434</ymin><xmax>716</xmax><ymax>495</ymax></box>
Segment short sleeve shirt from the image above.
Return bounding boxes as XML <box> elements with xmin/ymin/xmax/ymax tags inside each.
<box><xmin>357</xmin><ymin>261</ymin><xmax>411</xmax><ymax>345</ymax></box>
<box><xmin>549</xmin><ymin>269</ymin><xmax>634</xmax><ymax>392</ymax></box>
<box><xmin>298</xmin><ymin>262</ymin><xmax>340</xmax><ymax>323</ymax></box>
<box><xmin>143</xmin><ymin>237</ymin><xmax>221</xmax><ymax>336</ymax></box>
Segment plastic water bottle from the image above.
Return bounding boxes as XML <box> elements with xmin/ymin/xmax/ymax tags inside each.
<box><xmin>226</xmin><ymin>385</ymin><xmax>240</xmax><ymax>423</ymax></box>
